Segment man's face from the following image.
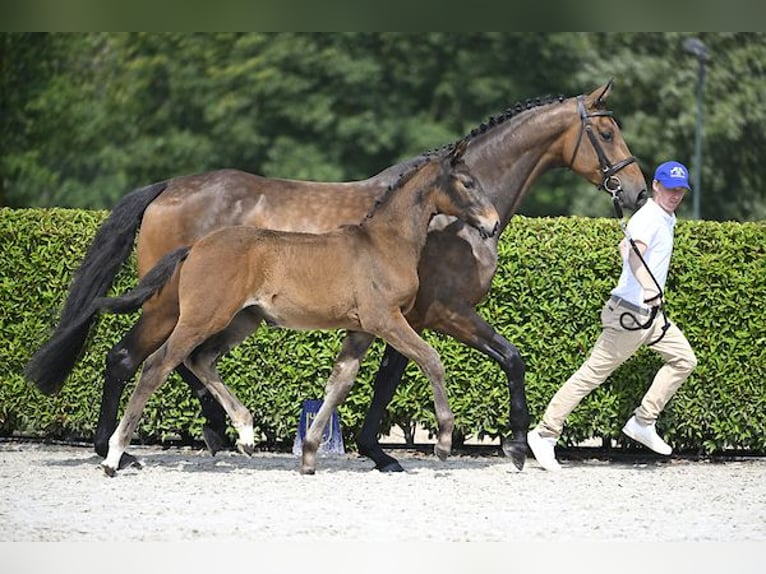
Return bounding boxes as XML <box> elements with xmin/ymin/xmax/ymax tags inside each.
<box><xmin>653</xmin><ymin>180</ymin><xmax>688</xmax><ymax>214</ymax></box>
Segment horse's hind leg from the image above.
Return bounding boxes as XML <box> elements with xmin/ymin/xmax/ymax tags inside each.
<box><xmin>356</xmin><ymin>344</ymin><xmax>410</xmax><ymax>473</ymax></box>
<box><xmin>301</xmin><ymin>331</ymin><xmax>374</xmax><ymax>475</ymax></box>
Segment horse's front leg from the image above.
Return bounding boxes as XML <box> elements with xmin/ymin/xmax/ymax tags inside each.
<box><xmin>428</xmin><ymin>305</ymin><xmax>528</xmax><ymax>470</ymax></box>
<box><xmin>356</xmin><ymin>344</ymin><xmax>410</xmax><ymax>472</ymax></box>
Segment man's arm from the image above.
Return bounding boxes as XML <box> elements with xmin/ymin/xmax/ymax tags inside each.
<box><xmin>626</xmin><ymin>239</ymin><xmax>662</xmax><ymax>306</ymax></box>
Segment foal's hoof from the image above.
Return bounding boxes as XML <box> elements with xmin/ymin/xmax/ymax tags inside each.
<box><xmin>99</xmin><ymin>464</ymin><xmax>117</xmax><ymax>478</ymax></box>
<box><xmin>502</xmin><ymin>436</ymin><xmax>527</xmax><ymax>471</ymax></box>
<box><xmin>202</xmin><ymin>426</ymin><xmax>231</xmax><ymax>456</ymax></box>
<box><xmin>236</xmin><ymin>442</ymin><xmax>255</xmax><ymax>457</ymax></box>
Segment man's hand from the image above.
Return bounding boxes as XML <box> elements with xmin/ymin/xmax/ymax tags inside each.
<box><xmin>643</xmin><ymin>292</ymin><xmax>663</xmax><ymax>308</ymax></box>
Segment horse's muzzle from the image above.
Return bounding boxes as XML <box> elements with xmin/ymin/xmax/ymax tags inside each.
<box><xmin>479</xmin><ymin>220</ymin><xmax>500</xmax><ymax>239</ymax></box>
<box><xmin>635</xmin><ymin>189</ymin><xmax>649</xmax><ymax>209</ymax></box>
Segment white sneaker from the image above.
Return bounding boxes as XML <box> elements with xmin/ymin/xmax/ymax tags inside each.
<box><xmin>527</xmin><ymin>428</ymin><xmax>561</xmax><ymax>471</ymax></box>
<box><xmin>622</xmin><ymin>415</ymin><xmax>672</xmax><ymax>455</ymax></box>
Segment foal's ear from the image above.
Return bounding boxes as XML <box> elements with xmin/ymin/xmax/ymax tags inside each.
<box><xmin>449</xmin><ymin>137</ymin><xmax>469</xmax><ymax>166</ymax></box>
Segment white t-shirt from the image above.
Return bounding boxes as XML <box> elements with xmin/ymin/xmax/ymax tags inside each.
<box><xmin>610</xmin><ymin>198</ymin><xmax>676</xmax><ymax>309</ymax></box>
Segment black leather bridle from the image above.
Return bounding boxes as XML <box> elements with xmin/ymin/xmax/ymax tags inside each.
<box><xmin>568</xmin><ymin>94</ymin><xmax>638</xmax><ymax>205</ymax></box>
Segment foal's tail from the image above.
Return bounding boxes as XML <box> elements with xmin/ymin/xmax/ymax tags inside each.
<box><xmin>24</xmin><ymin>181</ymin><xmax>169</xmax><ymax>396</ymax></box>
<box><xmin>96</xmin><ymin>246</ymin><xmax>190</xmax><ymax>314</ymax></box>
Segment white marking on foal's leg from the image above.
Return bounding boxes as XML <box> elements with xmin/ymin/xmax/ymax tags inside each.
<box><xmin>235</xmin><ymin>423</ymin><xmax>255</xmax><ymax>456</ymax></box>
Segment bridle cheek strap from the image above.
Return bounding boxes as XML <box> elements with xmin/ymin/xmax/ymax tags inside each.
<box><xmin>569</xmin><ymin>95</ymin><xmax>637</xmax><ymax>196</ymax></box>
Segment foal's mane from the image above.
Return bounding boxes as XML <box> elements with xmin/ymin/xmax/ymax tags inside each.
<box><xmin>362</xmin><ymin>156</ymin><xmax>437</xmax><ymax>223</ymax></box>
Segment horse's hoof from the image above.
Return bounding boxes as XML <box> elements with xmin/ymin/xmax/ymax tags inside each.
<box><xmin>375</xmin><ymin>460</ymin><xmax>404</xmax><ymax>473</ymax></box>
<box><xmin>202</xmin><ymin>426</ymin><xmax>230</xmax><ymax>456</ymax></box>
<box><xmin>118</xmin><ymin>452</ymin><xmax>142</xmax><ymax>471</ymax></box>
<box><xmin>502</xmin><ymin>437</ymin><xmax>527</xmax><ymax>471</ymax></box>
<box><xmin>299</xmin><ymin>466</ymin><xmax>316</xmax><ymax>475</ymax></box>
<box><xmin>236</xmin><ymin>442</ymin><xmax>255</xmax><ymax>457</ymax></box>
<box><xmin>100</xmin><ymin>464</ymin><xmax>116</xmax><ymax>478</ymax></box>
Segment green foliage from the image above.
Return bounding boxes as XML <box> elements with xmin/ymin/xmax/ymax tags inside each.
<box><xmin>2</xmin><ymin>208</ymin><xmax>764</xmax><ymax>454</ymax></box>
<box><xmin>4</xmin><ymin>33</ymin><xmax>765</xmax><ymax>221</ymax></box>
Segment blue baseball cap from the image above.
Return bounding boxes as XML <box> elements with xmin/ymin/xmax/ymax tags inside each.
<box><xmin>654</xmin><ymin>161</ymin><xmax>691</xmax><ymax>190</ymax></box>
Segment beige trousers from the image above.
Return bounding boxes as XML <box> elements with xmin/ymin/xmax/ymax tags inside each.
<box><xmin>536</xmin><ymin>298</ymin><xmax>697</xmax><ymax>439</ymax></box>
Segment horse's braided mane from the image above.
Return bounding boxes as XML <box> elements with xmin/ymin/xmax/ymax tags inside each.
<box><xmin>362</xmin><ymin>92</ymin><xmax>567</xmax><ymax>224</ymax></box>
<box><xmin>422</xmin><ymin>93</ymin><xmax>567</xmax><ymax>159</ymax></box>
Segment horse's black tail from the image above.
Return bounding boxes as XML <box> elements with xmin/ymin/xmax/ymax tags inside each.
<box><xmin>96</xmin><ymin>246</ymin><xmax>190</xmax><ymax>314</ymax></box>
<box><xmin>24</xmin><ymin>181</ymin><xmax>169</xmax><ymax>396</ymax></box>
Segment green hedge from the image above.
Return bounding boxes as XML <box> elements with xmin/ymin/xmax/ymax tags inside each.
<box><xmin>2</xmin><ymin>207</ymin><xmax>765</xmax><ymax>454</ymax></box>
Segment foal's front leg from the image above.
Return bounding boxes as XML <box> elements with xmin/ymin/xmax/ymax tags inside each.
<box><xmin>375</xmin><ymin>314</ymin><xmax>454</xmax><ymax>461</ymax></box>
<box><xmin>301</xmin><ymin>332</ymin><xmax>374</xmax><ymax>475</ymax></box>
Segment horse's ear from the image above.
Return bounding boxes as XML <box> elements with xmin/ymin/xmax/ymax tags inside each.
<box><xmin>449</xmin><ymin>137</ymin><xmax>469</xmax><ymax>165</ymax></box>
<box><xmin>587</xmin><ymin>79</ymin><xmax>614</xmax><ymax>109</ymax></box>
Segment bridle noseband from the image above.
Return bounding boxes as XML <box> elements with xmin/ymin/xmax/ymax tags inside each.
<box><xmin>568</xmin><ymin>94</ymin><xmax>637</xmax><ymax>203</ymax></box>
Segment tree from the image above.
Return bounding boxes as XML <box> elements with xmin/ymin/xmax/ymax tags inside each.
<box><xmin>2</xmin><ymin>33</ymin><xmax>764</xmax><ymax>221</ymax></box>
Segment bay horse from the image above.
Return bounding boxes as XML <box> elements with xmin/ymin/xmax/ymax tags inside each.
<box><xmin>94</xmin><ymin>143</ymin><xmax>499</xmax><ymax>475</ymax></box>
<box><xmin>25</xmin><ymin>81</ymin><xmax>647</xmax><ymax>472</ymax></box>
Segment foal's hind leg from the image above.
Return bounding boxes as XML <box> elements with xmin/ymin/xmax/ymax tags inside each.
<box><xmin>174</xmin><ymin>363</ymin><xmax>232</xmax><ymax>455</ymax></box>
<box><xmin>101</xmin><ymin>321</ymin><xmax>220</xmax><ymax>476</ymax></box>
<box><xmin>185</xmin><ymin>310</ymin><xmax>264</xmax><ymax>456</ymax></box>
<box><xmin>96</xmin><ymin>307</ymin><xmax>180</xmax><ymax>468</ymax></box>
<box><xmin>301</xmin><ymin>332</ymin><xmax>374</xmax><ymax>475</ymax></box>
<box><xmin>97</xmin><ymin>319</ymin><xmax>230</xmax><ymax>464</ymax></box>
<box><xmin>184</xmin><ymin>355</ymin><xmax>256</xmax><ymax>456</ymax></box>
<box><xmin>101</xmin><ymin>343</ymin><xmax>183</xmax><ymax>475</ymax></box>
<box><xmin>96</xmin><ymin>308</ymin><xmax>231</xmax><ymax>465</ymax></box>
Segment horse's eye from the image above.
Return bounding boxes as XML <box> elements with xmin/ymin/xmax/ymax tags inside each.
<box><xmin>601</xmin><ymin>130</ymin><xmax>613</xmax><ymax>142</ymax></box>
<box><xmin>463</xmin><ymin>179</ymin><xmax>475</xmax><ymax>189</ymax></box>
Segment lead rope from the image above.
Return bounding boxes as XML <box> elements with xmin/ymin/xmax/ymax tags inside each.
<box><xmin>611</xmin><ymin>195</ymin><xmax>670</xmax><ymax>346</ymax></box>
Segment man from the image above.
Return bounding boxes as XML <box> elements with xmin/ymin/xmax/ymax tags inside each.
<box><xmin>527</xmin><ymin>160</ymin><xmax>698</xmax><ymax>471</ymax></box>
